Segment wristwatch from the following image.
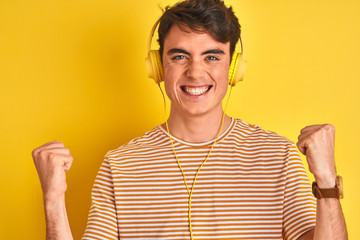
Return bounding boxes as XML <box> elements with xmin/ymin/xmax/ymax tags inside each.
<box><xmin>312</xmin><ymin>175</ymin><xmax>343</xmax><ymax>199</ymax></box>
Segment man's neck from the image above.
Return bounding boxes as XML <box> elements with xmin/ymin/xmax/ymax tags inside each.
<box><xmin>164</xmin><ymin>109</ymin><xmax>232</xmax><ymax>143</ymax></box>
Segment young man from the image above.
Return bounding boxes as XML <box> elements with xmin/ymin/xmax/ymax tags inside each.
<box><xmin>32</xmin><ymin>0</ymin><xmax>347</xmax><ymax>239</ymax></box>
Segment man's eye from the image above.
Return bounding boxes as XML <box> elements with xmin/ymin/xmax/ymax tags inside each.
<box><xmin>206</xmin><ymin>56</ymin><xmax>219</xmax><ymax>61</ymax></box>
<box><xmin>172</xmin><ymin>55</ymin><xmax>186</xmax><ymax>60</ymax></box>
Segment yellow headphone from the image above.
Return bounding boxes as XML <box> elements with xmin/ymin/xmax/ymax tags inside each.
<box><xmin>145</xmin><ymin>18</ymin><xmax>247</xmax><ymax>86</ymax></box>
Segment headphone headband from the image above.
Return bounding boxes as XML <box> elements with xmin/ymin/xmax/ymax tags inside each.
<box><xmin>147</xmin><ymin>18</ymin><xmax>161</xmax><ymax>54</ymax></box>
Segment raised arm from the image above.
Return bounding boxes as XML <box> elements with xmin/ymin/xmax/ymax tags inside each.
<box><xmin>32</xmin><ymin>140</ymin><xmax>74</xmax><ymax>240</ymax></box>
<box><xmin>297</xmin><ymin>124</ymin><xmax>348</xmax><ymax>240</ymax></box>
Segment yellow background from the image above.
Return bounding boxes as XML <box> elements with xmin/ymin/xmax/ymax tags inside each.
<box><xmin>0</xmin><ymin>0</ymin><xmax>359</xmax><ymax>239</ymax></box>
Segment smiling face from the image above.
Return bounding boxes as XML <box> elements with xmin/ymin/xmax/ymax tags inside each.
<box><xmin>162</xmin><ymin>24</ymin><xmax>231</xmax><ymax>119</ymax></box>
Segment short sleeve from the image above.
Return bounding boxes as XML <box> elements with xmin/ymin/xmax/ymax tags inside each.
<box><xmin>282</xmin><ymin>144</ymin><xmax>316</xmax><ymax>239</ymax></box>
<box><xmin>82</xmin><ymin>158</ymin><xmax>119</xmax><ymax>239</ymax></box>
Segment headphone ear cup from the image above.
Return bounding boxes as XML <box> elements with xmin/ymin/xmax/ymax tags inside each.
<box><xmin>228</xmin><ymin>52</ymin><xmax>247</xmax><ymax>86</ymax></box>
<box><xmin>145</xmin><ymin>50</ymin><xmax>164</xmax><ymax>83</ymax></box>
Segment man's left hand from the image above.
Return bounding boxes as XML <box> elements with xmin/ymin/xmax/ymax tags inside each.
<box><xmin>297</xmin><ymin>124</ymin><xmax>337</xmax><ymax>188</ymax></box>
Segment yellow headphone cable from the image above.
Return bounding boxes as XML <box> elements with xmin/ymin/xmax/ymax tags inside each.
<box><xmin>157</xmin><ymin>83</ymin><xmax>234</xmax><ymax>240</ymax></box>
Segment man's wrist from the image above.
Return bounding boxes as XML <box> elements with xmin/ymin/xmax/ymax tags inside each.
<box><xmin>44</xmin><ymin>194</ymin><xmax>66</xmax><ymax>213</ymax></box>
<box><xmin>313</xmin><ymin>171</ymin><xmax>337</xmax><ymax>188</ymax></box>
<box><xmin>314</xmin><ymin>179</ymin><xmax>336</xmax><ymax>188</ymax></box>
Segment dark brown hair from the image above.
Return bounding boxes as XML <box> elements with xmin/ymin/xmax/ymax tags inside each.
<box><xmin>158</xmin><ymin>0</ymin><xmax>241</xmax><ymax>58</ymax></box>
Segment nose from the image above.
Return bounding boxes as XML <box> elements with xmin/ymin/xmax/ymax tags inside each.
<box><xmin>186</xmin><ymin>58</ymin><xmax>205</xmax><ymax>80</ymax></box>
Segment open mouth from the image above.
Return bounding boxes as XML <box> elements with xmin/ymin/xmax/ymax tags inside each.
<box><xmin>180</xmin><ymin>85</ymin><xmax>213</xmax><ymax>96</ymax></box>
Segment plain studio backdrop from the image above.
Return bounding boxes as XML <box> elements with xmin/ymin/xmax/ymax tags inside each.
<box><xmin>0</xmin><ymin>0</ymin><xmax>359</xmax><ymax>239</ymax></box>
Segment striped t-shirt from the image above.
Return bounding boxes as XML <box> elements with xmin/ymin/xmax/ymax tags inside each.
<box><xmin>83</xmin><ymin>118</ymin><xmax>316</xmax><ymax>240</ymax></box>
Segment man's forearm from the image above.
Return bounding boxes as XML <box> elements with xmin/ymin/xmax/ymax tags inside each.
<box><xmin>314</xmin><ymin>197</ymin><xmax>347</xmax><ymax>240</ymax></box>
<box><xmin>44</xmin><ymin>195</ymin><xmax>73</xmax><ymax>240</ymax></box>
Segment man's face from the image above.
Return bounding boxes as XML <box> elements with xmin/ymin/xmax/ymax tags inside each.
<box><xmin>162</xmin><ymin>24</ymin><xmax>231</xmax><ymax>118</ymax></box>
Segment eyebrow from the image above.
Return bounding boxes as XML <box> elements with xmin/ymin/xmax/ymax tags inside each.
<box><xmin>167</xmin><ymin>48</ymin><xmax>190</xmax><ymax>56</ymax></box>
<box><xmin>167</xmin><ymin>48</ymin><xmax>225</xmax><ymax>56</ymax></box>
<box><xmin>202</xmin><ymin>49</ymin><xmax>225</xmax><ymax>55</ymax></box>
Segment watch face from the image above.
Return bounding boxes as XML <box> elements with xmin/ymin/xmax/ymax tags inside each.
<box><xmin>336</xmin><ymin>176</ymin><xmax>344</xmax><ymax>199</ymax></box>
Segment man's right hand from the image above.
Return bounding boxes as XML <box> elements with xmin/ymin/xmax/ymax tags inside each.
<box><xmin>32</xmin><ymin>140</ymin><xmax>73</xmax><ymax>201</ymax></box>
<box><xmin>32</xmin><ymin>140</ymin><xmax>74</xmax><ymax>240</ymax></box>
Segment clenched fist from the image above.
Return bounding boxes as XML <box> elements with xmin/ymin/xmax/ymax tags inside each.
<box><xmin>297</xmin><ymin>124</ymin><xmax>337</xmax><ymax>188</ymax></box>
<box><xmin>32</xmin><ymin>140</ymin><xmax>73</xmax><ymax>201</ymax></box>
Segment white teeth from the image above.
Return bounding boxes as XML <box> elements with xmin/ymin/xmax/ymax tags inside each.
<box><xmin>183</xmin><ymin>86</ymin><xmax>210</xmax><ymax>96</ymax></box>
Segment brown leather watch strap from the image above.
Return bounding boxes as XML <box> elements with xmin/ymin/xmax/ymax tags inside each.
<box><xmin>312</xmin><ymin>182</ymin><xmax>340</xmax><ymax>199</ymax></box>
